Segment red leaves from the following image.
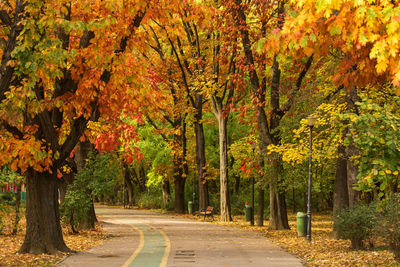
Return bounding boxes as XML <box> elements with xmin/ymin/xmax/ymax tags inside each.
<box><xmin>94</xmin><ymin>121</ymin><xmax>142</xmax><ymax>164</ymax></box>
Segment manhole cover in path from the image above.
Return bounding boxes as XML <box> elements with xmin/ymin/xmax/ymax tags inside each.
<box><xmin>174</xmin><ymin>250</ymin><xmax>195</xmax><ymax>263</ymax></box>
<box><xmin>97</xmin><ymin>254</ymin><xmax>118</xmax><ymax>258</ymax></box>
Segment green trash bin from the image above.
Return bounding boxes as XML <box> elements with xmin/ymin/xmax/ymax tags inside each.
<box><xmin>245</xmin><ymin>205</ymin><xmax>252</xmax><ymax>222</ymax></box>
<box><xmin>296</xmin><ymin>212</ymin><xmax>307</xmax><ymax>237</ymax></box>
<box><xmin>188</xmin><ymin>201</ymin><xmax>193</xmax><ymax>214</ymax></box>
<box><xmin>21</xmin><ymin>191</ymin><xmax>26</xmax><ymax>202</ymax></box>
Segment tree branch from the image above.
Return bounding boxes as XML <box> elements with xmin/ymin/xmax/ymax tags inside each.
<box><xmin>278</xmin><ymin>56</ymin><xmax>313</xmax><ymax>116</ymax></box>
<box><xmin>145</xmin><ymin>115</ymin><xmax>169</xmax><ymax>142</ymax></box>
<box><xmin>0</xmin><ymin>10</ymin><xmax>12</xmax><ymax>25</ymax></box>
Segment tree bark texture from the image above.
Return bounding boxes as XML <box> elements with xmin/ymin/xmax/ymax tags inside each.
<box><xmin>267</xmin><ymin>56</ymin><xmax>289</xmax><ymax>230</ymax></box>
<box><xmin>19</xmin><ymin>169</ymin><xmax>71</xmax><ymax>254</ymax></box>
<box><xmin>345</xmin><ymin>87</ymin><xmax>360</xmax><ymax>206</ymax></box>
<box><xmin>257</xmin><ymin>189</ymin><xmax>264</xmax><ymax>226</ymax></box>
<box><xmin>194</xmin><ymin>118</ymin><xmax>209</xmax><ymax>212</ymax></box>
<box><xmin>162</xmin><ymin>180</ymin><xmax>171</xmax><ymax>205</ymax></box>
<box><xmin>346</xmin><ymin>144</ymin><xmax>359</xmax><ymax>206</ymax></box>
<box><xmin>173</xmin><ymin>120</ymin><xmax>187</xmax><ymax>214</ymax></box>
<box><xmin>268</xmin><ymin>158</ymin><xmax>290</xmax><ymax>230</ymax></box>
<box><xmin>333</xmin><ymin>144</ymin><xmax>349</xmax><ymax>215</ymax></box>
<box><xmin>125</xmin><ymin>174</ymin><xmax>134</xmax><ymax>207</ymax></box>
<box><xmin>123</xmin><ymin>163</ymin><xmax>135</xmax><ymax>207</ymax></box>
<box><xmin>218</xmin><ymin>115</ymin><xmax>232</xmax><ymax>221</ymax></box>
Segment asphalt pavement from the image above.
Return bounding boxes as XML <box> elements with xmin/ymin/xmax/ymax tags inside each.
<box><xmin>58</xmin><ymin>206</ymin><xmax>303</xmax><ymax>267</ymax></box>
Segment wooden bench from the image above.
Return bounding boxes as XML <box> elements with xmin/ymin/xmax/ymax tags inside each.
<box><xmin>199</xmin><ymin>206</ymin><xmax>214</xmax><ymax>221</ymax></box>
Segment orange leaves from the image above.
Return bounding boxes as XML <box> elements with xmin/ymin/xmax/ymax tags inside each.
<box><xmin>283</xmin><ymin>0</ymin><xmax>400</xmax><ymax>90</ymax></box>
<box><xmin>0</xmin><ymin>130</ymin><xmax>53</xmax><ymax>173</ymax></box>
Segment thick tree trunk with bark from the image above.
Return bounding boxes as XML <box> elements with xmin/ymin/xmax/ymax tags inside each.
<box><xmin>333</xmin><ymin>144</ymin><xmax>349</xmax><ymax>215</ymax></box>
<box><xmin>217</xmin><ymin>115</ymin><xmax>232</xmax><ymax>221</ymax></box>
<box><xmin>174</xmin><ymin>175</ymin><xmax>186</xmax><ymax>214</ymax></box>
<box><xmin>257</xmin><ymin>189</ymin><xmax>264</xmax><ymax>226</ymax></box>
<box><xmin>173</xmin><ymin>117</ymin><xmax>187</xmax><ymax>214</ymax></box>
<box><xmin>162</xmin><ymin>180</ymin><xmax>171</xmax><ymax>205</ymax></box>
<box><xmin>267</xmin><ymin>56</ymin><xmax>290</xmax><ymax>230</ymax></box>
<box><xmin>268</xmin><ymin>158</ymin><xmax>290</xmax><ymax>230</ymax></box>
<box><xmin>19</xmin><ymin>169</ymin><xmax>71</xmax><ymax>254</ymax></box>
<box><xmin>173</xmin><ymin>145</ymin><xmax>186</xmax><ymax>213</ymax></box>
<box><xmin>194</xmin><ymin>118</ymin><xmax>209</xmax><ymax>212</ymax></box>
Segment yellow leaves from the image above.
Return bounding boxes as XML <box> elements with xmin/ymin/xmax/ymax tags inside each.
<box><xmin>370</xmin><ymin>40</ymin><xmax>389</xmax><ymax>73</ymax></box>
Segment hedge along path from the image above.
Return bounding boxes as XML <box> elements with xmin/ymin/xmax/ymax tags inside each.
<box><xmin>118</xmin><ymin>220</ymin><xmax>171</xmax><ymax>267</ymax></box>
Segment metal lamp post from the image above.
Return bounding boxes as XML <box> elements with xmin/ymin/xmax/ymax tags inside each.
<box><xmin>306</xmin><ymin>115</ymin><xmax>317</xmax><ymax>242</ymax></box>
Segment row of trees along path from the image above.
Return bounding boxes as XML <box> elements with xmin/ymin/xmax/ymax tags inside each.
<box><xmin>0</xmin><ymin>0</ymin><xmax>399</xmax><ymax>255</ymax></box>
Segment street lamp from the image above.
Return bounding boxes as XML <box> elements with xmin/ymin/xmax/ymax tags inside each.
<box><xmin>306</xmin><ymin>115</ymin><xmax>317</xmax><ymax>242</ymax></box>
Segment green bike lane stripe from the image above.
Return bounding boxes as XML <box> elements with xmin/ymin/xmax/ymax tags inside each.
<box><xmin>122</xmin><ymin>222</ymin><xmax>170</xmax><ymax>267</ymax></box>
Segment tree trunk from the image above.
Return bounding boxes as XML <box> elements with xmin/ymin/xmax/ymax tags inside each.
<box><xmin>333</xmin><ymin>144</ymin><xmax>349</xmax><ymax>215</ymax></box>
<box><xmin>123</xmin><ymin>163</ymin><xmax>134</xmax><ymax>207</ymax></box>
<box><xmin>346</xmin><ymin>87</ymin><xmax>360</xmax><ymax>206</ymax></box>
<box><xmin>218</xmin><ymin>115</ymin><xmax>232</xmax><ymax>221</ymax></box>
<box><xmin>292</xmin><ymin>188</ymin><xmax>296</xmax><ymax>214</ymax></box>
<box><xmin>257</xmin><ymin>150</ymin><xmax>265</xmax><ymax>226</ymax></box>
<box><xmin>346</xmin><ymin>146</ymin><xmax>359</xmax><ymax>206</ymax></box>
<box><xmin>173</xmin><ymin>116</ymin><xmax>187</xmax><ymax>214</ymax></box>
<box><xmin>229</xmin><ymin>155</ymin><xmax>240</xmax><ymax>195</ymax></box>
<box><xmin>138</xmin><ymin>166</ymin><xmax>147</xmax><ymax>192</ymax></box>
<box><xmin>195</xmin><ymin>119</ymin><xmax>209</xmax><ymax>212</ymax></box>
<box><xmin>162</xmin><ymin>180</ymin><xmax>171</xmax><ymax>205</ymax></box>
<box><xmin>268</xmin><ymin>158</ymin><xmax>290</xmax><ymax>230</ymax></box>
<box><xmin>19</xmin><ymin>169</ymin><xmax>71</xmax><ymax>254</ymax></box>
<box><xmin>125</xmin><ymin>174</ymin><xmax>134</xmax><ymax>207</ymax></box>
<box><xmin>257</xmin><ymin>189</ymin><xmax>264</xmax><ymax>226</ymax></box>
<box><xmin>174</xmin><ymin>176</ymin><xmax>185</xmax><ymax>214</ymax></box>
<box><xmin>269</xmin><ymin>186</ymin><xmax>290</xmax><ymax>230</ymax></box>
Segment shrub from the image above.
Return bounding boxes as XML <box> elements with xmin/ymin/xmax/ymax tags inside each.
<box><xmin>61</xmin><ymin>152</ymin><xmax>121</xmax><ymax>232</ymax></box>
<box><xmin>334</xmin><ymin>204</ymin><xmax>376</xmax><ymax>249</ymax></box>
<box><xmin>136</xmin><ymin>192</ymin><xmax>163</xmax><ymax>209</ymax></box>
<box><xmin>376</xmin><ymin>194</ymin><xmax>400</xmax><ymax>260</ymax></box>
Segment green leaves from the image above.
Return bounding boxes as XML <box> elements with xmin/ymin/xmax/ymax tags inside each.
<box><xmin>329</xmin><ymin>26</ymin><xmax>341</xmax><ymax>36</ymax></box>
<box><xmin>348</xmin><ymin>96</ymin><xmax>400</xmax><ymax>196</ymax></box>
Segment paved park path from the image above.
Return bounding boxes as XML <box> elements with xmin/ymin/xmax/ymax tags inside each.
<box><xmin>58</xmin><ymin>206</ymin><xmax>303</xmax><ymax>267</ymax></box>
